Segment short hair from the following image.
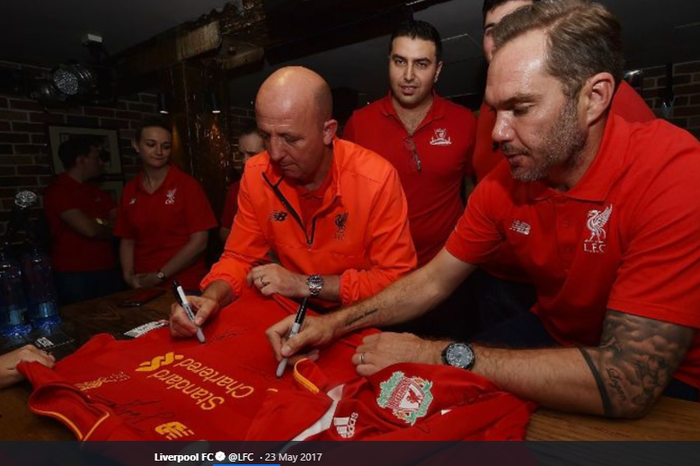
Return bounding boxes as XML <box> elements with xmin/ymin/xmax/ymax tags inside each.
<box><xmin>492</xmin><ymin>0</ymin><xmax>624</xmax><ymax>98</ymax></box>
<box><xmin>389</xmin><ymin>20</ymin><xmax>443</xmax><ymax>63</ymax></box>
<box><xmin>482</xmin><ymin>0</ymin><xmax>540</xmax><ymax>21</ymax></box>
<box><xmin>239</xmin><ymin>120</ymin><xmax>259</xmax><ymax>138</ymax></box>
<box><xmin>134</xmin><ymin>116</ymin><xmax>172</xmax><ymax>142</ymax></box>
<box><xmin>57</xmin><ymin>136</ymin><xmax>99</xmax><ymax>170</ymax></box>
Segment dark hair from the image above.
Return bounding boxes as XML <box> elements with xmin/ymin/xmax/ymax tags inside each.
<box><xmin>134</xmin><ymin>116</ymin><xmax>172</xmax><ymax>142</ymax></box>
<box><xmin>239</xmin><ymin>120</ymin><xmax>259</xmax><ymax>138</ymax></box>
<box><xmin>482</xmin><ymin>0</ymin><xmax>540</xmax><ymax>20</ymax></box>
<box><xmin>57</xmin><ymin>136</ymin><xmax>100</xmax><ymax>170</ymax></box>
<box><xmin>493</xmin><ymin>0</ymin><xmax>624</xmax><ymax>98</ymax></box>
<box><xmin>389</xmin><ymin>20</ymin><xmax>443</xmax><ymax>63</ymax></box>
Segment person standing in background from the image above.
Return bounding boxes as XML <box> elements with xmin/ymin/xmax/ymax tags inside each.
<box><xmin>114</xmin><ymin>117</ymin><xmax>217</xmax><ymax>292</ymax></box>
<box><xmin>44</xmin><ymin>137</ymin><xmax>123</xmax><ymax>304</ymax></box>
<box><xmin>220</xmin><ymin>122</ymin><xmax>265</xmax><ymax>243</ymax></box>
<box><xmin>343</xmin><ymin>20</ymin><xmax>477</xmax><ymax>339</ymax></box>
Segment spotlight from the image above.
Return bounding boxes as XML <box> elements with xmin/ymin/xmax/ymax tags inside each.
<box><xmin>51</xmin><ymin>64</ymin><xmax>96</xmax><ymax>96</ymax></box>
<box><xmin>158</xmin><ymin>93</ymin><xmax>170</xmax><ymax>114</ymax></box>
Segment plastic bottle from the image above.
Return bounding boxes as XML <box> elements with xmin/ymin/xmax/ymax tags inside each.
<box><xmin>0</xmin><ymin>249</ymin><xmax>32</xmax><ymax>338</ymax></box>
<box><xmin>21</xmin><ymin>245</ymin><xmax>61</xmax><ymax>331</ymax></box>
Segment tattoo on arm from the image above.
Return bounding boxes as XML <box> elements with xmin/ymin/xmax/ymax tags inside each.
<box><xmin>583</xmin><ymin>310</ymin><xmax>695</xmax><ymax>417</ymax></box>
<box><xmin>344</xmin><ymin>308</ymin><xmax>378</xmax><ymax>328</ymax></box>
<box><xmin>579</xmin><ymin>348</ymin><xmax>613</xmax><ymax>415</ymax></box>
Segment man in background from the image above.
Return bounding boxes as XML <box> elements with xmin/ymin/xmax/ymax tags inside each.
<box><xmin>220</xmin><ymin>123</ymin><xmax>265</xmax><ymax>242</ymax></box>
<box><xmin>44</xmin><ymin>137</ymin><xmax>123</xmax><ymax>304</ymax></box>
<box><xmin>343</xmin><ymin>20</ymin><xmax>477</xmax><ymax>339</ymax></box>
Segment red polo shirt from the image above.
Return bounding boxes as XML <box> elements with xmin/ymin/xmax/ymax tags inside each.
<box><xmin>474</xmin><ymin>81</ymin><xmax>656</xmax><ymax>282</ymax></box>
<box><xmin>114</xmin><ymin>165</ymin><xmax>217</xmax><ymax>290</ymax></box>
<box><xmin>44</xmin><ymin>173</ymin><xmax>117</xmax><ymax>272</ymax></box>
<box><xmin>447</xmin><ymin>115</ymin><xmax>700</xmax><ymax>388</ymax></box>
<box><xmin>344</xmin><ymin>94</ymin><xmax>476</xmax><ymax>266</ymax></box>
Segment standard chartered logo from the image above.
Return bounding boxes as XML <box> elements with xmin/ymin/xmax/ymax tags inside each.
<box><xmin>136</xmin><ymin>352</ymin><xmax>184</xmax><ymax>372</ymax></box>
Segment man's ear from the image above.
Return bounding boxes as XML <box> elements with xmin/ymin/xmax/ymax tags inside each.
<box><xmin>323</xmin><ymin>119</ymin><xmax>338</xmax><ymax>144</ymax></box>
<box><xmin>434</xmin><ymin>61</ymin><xmax>444</xmax><ymax>83</ymax></box>
<box><xmin>582</xmin><ymin>72</ymin><xmax>615</xmax><ymax>126</ymax></box>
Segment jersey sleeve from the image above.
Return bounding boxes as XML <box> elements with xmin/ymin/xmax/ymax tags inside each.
<box><xmin>608</xmin><ymin>130</ymin><xmax>700</xmax><ymax>329</ymax></box>
<box><xmin>338</xmin><ymin>167</ymin><xmax>417</xmax><ymax>305</ymax></box>
<box><xmin>445</xmin><ymin>173</ymin><xmax>506</xmax><ymax>265</ymax></box>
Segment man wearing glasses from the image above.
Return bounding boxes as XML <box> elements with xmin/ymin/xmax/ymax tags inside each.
<box><xmin>343</xmin><ymin>20</ymin><xmax>477</xmax><ymax>339</ymax></box>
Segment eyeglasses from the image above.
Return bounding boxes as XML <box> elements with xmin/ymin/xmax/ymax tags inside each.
<box><xmin>403</xmin><ymin>136</ymin><xmax>422</xmax><ymax>172</ymax></box>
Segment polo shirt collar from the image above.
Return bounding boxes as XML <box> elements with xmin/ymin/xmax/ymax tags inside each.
<box><xmin>528</xmin><ymin>114</ymin><xmax>628</xmax><ymax>203</ymax></box>
<box><xmin>379</xmin><ymin>91</ymin><xmax>447</xmax><ymax>126</ymax></box>
<box><xmin>134</xmin><ymin>164</ymin><xmax>176</xmax><ymax>195</ymax></box>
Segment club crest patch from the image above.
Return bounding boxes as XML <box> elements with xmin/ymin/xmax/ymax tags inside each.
<box><xmin>377</xmin><ymin>371</ymin><xmax>433</xmax><ymax>426</ymax></box>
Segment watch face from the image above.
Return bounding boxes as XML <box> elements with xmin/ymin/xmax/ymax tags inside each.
<box><xmin>446</xmin><ymin>343</ymin><xmax>474</xmax><ymax>369</ymax></box>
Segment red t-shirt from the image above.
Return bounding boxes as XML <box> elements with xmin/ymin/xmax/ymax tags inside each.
<box><xmin>220</xmin><ymin>180</ymin><xmax>240</xmax><ymax>230</ymax></box>
<box><xmin>19</xmin><ymin>291</ymin><xmax>370</xmax><ymax>441</ymax></box>
<box><xmin>447</xmin><ymin>116</ymin><xmax>700</xmax><ymax>388</ymax></box>
<box><xmin>114</xmin><ymin>165</ymin><xmax>217</xmax><ymax>290</ymax></box>
<box><xmin>44</xmin><ymin>173</ymin><xmax>117</xmax><ymax>272</ymax></box>
<box><xmin>344</xmin><ymin>94</ymin><xmax>476</xmax><ymax>266</ymax></box>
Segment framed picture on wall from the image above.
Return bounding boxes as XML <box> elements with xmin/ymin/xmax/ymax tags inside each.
<box><xmin>47</xmin><ymin>126</ymin><xmax>123</xmax><ymax>179</ymax></box>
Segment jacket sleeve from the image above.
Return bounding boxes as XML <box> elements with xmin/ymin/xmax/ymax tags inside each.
<box><xmin>338</xmin><ymin>167</ymin><xmax>417</xmax><ymax>305</ymax></box>
<box><xmin>200</xmin><ymin>172</ymin><xmax>270</xmax><ymax>298</ymax></box>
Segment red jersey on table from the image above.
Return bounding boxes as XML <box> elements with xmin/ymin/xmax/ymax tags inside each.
<box><xmin>19</xmin><ymin>291</ymin><xmax>367</xmax><ymax>440</ymax></box>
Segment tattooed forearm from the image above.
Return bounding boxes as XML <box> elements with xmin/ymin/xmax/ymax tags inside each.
<box><xmin>579</xmin><ymin>348</ymin><xmax>613</xmax><ymax>416</ymax></box>
<box><xmin>583</xmin><ymin>310</ymin><xmax>695</xmax><ymax>418</ymax></box>
<box><xmin>344</xmin><ymin>308</ymin><xmax>379</xmax><ymax>328</ymax></box>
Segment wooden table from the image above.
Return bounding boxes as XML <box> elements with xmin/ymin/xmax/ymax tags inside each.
<box><xmin>1</xmin><ymin>290</ymin><xmax>699</xmax><ymax>441</ymax></box>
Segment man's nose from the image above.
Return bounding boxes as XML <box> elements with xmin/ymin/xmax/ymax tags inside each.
<box><xmin>267</xmin><ymin>138</ymin><xmax>284</xmax><ymax>161</ymax></box>
<box><xmin>492</xmin><ymin>111</ymin><xmax>514</xmax><ymax>144</ymax></box>
<box><xmin>404</xmin><ymin>63</ymin><xmax>415</xmax><ymax>81</ymax></box>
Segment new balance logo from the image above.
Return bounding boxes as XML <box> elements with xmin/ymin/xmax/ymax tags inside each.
<box><xmin>155</xmin><ymin>422</ymin><xmax>194</xmax><ymax>440</ymax></box>
<box><xmin>269</xmin><ymin>211</ymin><xmax>288</xmax><ymax>222</ymax></box>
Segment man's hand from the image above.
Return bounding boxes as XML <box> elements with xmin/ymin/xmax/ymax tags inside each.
<box><xmin>0</xmin><ymin>345</ymin><xmax>55</xmax><ymax>389</ymax></box>
<box><xmin>169</xmin><ymin>295</ymin><xmax>219</xmax><ymax>339</ymax></box>
<box><xmin>248</xmin><ymin>263</ymin><xmax>307</xmax><ymax>298</ymax></box>
<box><xmin>266</xmin><ymin>314</ymin><xmax>338</xmax><ymax>361</ymax></box>
<box><xmin>352</xmin><ymin>332</ymin><xmax>445</xmax><ymax>376</ymax></box>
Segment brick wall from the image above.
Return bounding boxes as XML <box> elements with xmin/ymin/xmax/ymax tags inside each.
<box><xmin>641</xmin><ymin>60</ymin><xmax>700</xmax><ymax>140</ymax></box>
<box><xmin>0</xmin><ymin>92</ymin><xmax>158</xmax><ymax>236</ymax></box>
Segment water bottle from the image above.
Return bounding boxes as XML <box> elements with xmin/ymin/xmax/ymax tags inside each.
<box><xmin>0</xmin><ymin>249</ymin><xmax>32</xmax><ymax>338</ymax></box>
<box><xmin>21</xmin><ymin>245</ymin><xmax>61</xmax><ymax>331</ymax></box>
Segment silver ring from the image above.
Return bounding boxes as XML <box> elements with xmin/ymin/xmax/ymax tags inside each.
<box><xmin>359</xmin><ymin>352</ymin><xmax>366</xmax><ymax>365</ymax></box>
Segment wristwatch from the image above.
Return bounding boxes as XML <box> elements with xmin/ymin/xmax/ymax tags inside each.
<box><xmin>306</xmin><ymin>274</ymin><xmax>324</xmax><ymax>297</ymax></box>
<box><xmin>441</xmin><ymin>342</ymin><xmax>475</xmax><ymax>370</ymax></box>
<box><xmin>156</xmin><ymin>269</ymin><xmax>167</xmax><ymax>282</ymax></box>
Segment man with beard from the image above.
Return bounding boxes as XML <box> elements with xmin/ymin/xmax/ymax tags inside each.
<box><xmin>267</xmin><ymin>0</ymin><xmax>700</xmax><ymax>417</ymax></box>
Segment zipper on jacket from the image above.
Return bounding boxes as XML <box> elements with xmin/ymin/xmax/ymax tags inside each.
<box><xmin>263</xmin><ymin>173</ymin><xmax>315</xmax><ymax>246</ymax></box>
